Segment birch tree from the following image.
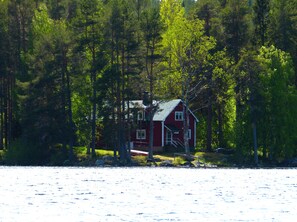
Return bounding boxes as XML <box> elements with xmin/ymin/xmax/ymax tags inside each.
<box><xmin>160</xmin><ymin>0</ymin><xmax>215</xmax><ymax>154</ymax></box>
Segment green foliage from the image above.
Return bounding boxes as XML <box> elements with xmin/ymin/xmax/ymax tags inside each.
<box><xmin>196</xmin><ymin>115</ymin><xmax>207</xmax><ymax>149</ymax></box>
<box><xmin>195</xmin><ymin>151</ymin><xmax>233</xmax><ymax>167</ymax></box>
<box><xmin>159</xmin><ymin>0</ymin><xmax>216</xmax><ymax>97</ymax></box>
<box><xmin>132</xmin><ymin>156</ymin><xmax>148</xmax><ymax>165</ymax></box>
<box><xmin>190</xmin><ymin>0</ymin><xmax>223</xmax><ymax>43</ymax></box>
<box><xmin>48</xmin><ymin>145</ymin><xmax>68</xmax><ymax>166</ymax></box>
<box><xmin>257</xmin><ymin>45</ymin><xmax>297</xmax><ymax>160</ymax></box>
<box><xmin>233</xmin><ymin>50</ymin><xmax>263</xmax><ymax>163</ymax></box>
<box><xmin>212</xmin><ymin>50</ymin><xmax>236</xmax><ymax>148</ymax></box>
<box><xmin>18</xmin><ymin>4</ymin><xmax>74</xmax><ymax>157</ymax></box>
<box><xmin>1</xmin><ymin>0</ymin><xmax>296</xmax><ymax>166</ymax></box>
<box><xmin>0</xmin><ymin>150</ymin><xmax>4</xmax><ymax>163</ymax></box>
<box><xmin>4</xmin><ymin>139</ymin><xmax>47</xmax><ymax>165</ymax></box>
<box><xmin>32</xmin><ymin>4</ymin><xmax>54</xmax><ymax>39</ymax></box>
<box><xmin>252</xmin><ymin>0</ymin><xmax>270</xmax><ymax>46</ymax></box>
<box><xmin>222</xmin><ymin>96</ymin><xmax>236</xmax><ymax>148</ymax></box>
<box><xmin>173</xmin><ymin>156</ymin><xmax>185</xmax><ymax>165</ymax></box>
<box><xmin>221</xmin><ymin>0</ymin><xmax>252</xmax><ymax>61</ymax></box>
<box><xmin>268</xmin><ymin>0</ymin><xmax>297</xmax><ymax>51</ymax></box>
<box><xmin>268</xmin><ymin>0</ymin><xmax>297</xmax><ymax>88</ymax></box>
<box><xmin>232</xmin><ymin>45</ymin><xmax>297</xmax><ymax>163</ymax></box>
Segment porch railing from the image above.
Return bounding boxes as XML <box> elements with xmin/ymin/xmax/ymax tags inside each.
<box><xmin>166</xmin><ymin>138</ymin><xmax>184</xmax><ymax>149</ymax></box>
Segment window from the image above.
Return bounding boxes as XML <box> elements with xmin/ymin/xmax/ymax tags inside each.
<box><xmin>175</xmin><ymin>111</ymin><xmax>183</xmax><ymax>121</ymax></box>
<box><xmin>188</xmin><ymin>129</ymin><xmax>191</xmax><ymax>139</ymax></box>
<box><xmin>137</xmin><ymin>111</ymin><xmax>144</xmax><ymax>120</ymax></box>
<box><xmin>136</xmin><ymin>129</ymin><xmax>146</xmax><ymax>140</ymax></box>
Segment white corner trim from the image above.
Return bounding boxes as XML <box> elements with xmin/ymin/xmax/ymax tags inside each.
<box><xmin>162</xmin><ymin>121</ymin><xmax>164</xmax><ymax>147</ymax></box>
<box><xmin>194</xmin><ymin>120</ymin><xmax>197</xmax><ymax>148</ymax></box>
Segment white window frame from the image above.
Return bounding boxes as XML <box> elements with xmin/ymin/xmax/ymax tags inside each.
<box><xmin>136</xmin><ymin>129</ymin><xmax>146</xmax><ymax>140</ymax></box>
<box><xmin>175</xmin><ymin>111</ymin><xmax>184</xmax><ymax>121</ymax></box>
<box><xmin>137</xmin><ymin>111</ymin><xmax>144</xmax><ymax>121</ymax></box>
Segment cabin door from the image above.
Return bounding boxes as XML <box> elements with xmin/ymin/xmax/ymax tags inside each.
<box><xmin>166</xmin><ymin>130</ymin><xmax>172</xmax><ymax>145</ymax></box>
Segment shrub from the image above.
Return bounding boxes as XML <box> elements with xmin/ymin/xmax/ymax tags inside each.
<box><xmin>48</xmin><ymin>144</ymin><xmax>69</xmax><ymax>166</ymax></box>
<box><xmin>4</xmin><ymin>139</ymin><xmax>47</xmax><ymax>165</ymax></box>
<box><xmin>173</xmin><ymin>156</ymin><xmax>185</xmax><ymax>165</ymax></box>
<box><xmin>0</xmin><ymin>150</ymin><xmax>4</xmax><ymax>164</ymax></box>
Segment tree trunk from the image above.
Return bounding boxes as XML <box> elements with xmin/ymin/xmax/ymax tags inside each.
<box><xmin>119</xmin><ymin>44</ymin><xmax>127</xmax><ymax>163</ymax></box>
<box><xmin>217</xmin><ymin>103</ymin><xmax>224</xmax><ymax>148</ymax></box>
<box><xmin>9</xmin><ymin>74</ymin><xmax>13</xmax><ymax>149</ymax></box>
<box><xmin>183</xmin><ymin>100</ymin><xmax>190</xmax><ymax>155</ymax></box>
<box><xmin>0</xmin><ymin>76</ymin><xmax>3</xmax><ymax>149</ymax></box>
<box><xmin>250</xmin><ymin>93</ymin><xmax>258</xmax><ymax>166</ymax></box>
<box><xmin>262</xmin><ymin>127</ymin><xmax>267</xmax><ymax>160</ymax></box>
<box><xmin>252</xmin><ymin>122</ymin><xmax>258</xmax><ymax>166</ymax></box>
<box><xmin>0</xmin><ymin>72</ymin><xmax>4</xmax><ymax>149</ymax></box>
<box><xmin>90</xmin><ymin>20</ymin><xmax>97</xmax><ymax>157</ymax></box>
<box><xmin>91</xmin><ymin>70</ymin><xmax>97</xmax><ymax>157</ymax></box>
<box><xmin>148</xmin><ymin>109</ymin><xmax>154</xmax><ymax>160</ymax></box>
<box><xmin>126</xmin><ymin>100</ymin><xmax>131</xmax><ymax>162</ymax></box>
<box><xmin>4</xmin><ymin>76</ymin><xmax>8</xmax><ymax>149</ymax></box>
<box><xmin>4</xmin><ymin>90</ymin><xmax>8</xmax><ymax>149</ymax></box>
<box><xmin>61</xmin><ymin>51</ymin><xmax>67</xmax><ymax>155</ymax></box>
<box><xmin>64</xmin><ymin>50</ymin><xmax>74</xmax><ymax>162</ymax></box>
<box><xmin>147</xmin><ymin>44</ymin><xmax>155</xmax><ymax>160</ymax></box>
<box><xmin>111</xmin><ymin>29</ymin><xmax>117</xmax><ymax>161</ymax></box>
<box><xmin>206</xmin><ymin>86</ymin><xmax>212</xmax><ymax>152</ymax></box>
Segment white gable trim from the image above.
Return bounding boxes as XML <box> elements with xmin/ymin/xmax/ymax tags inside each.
<box><xmin>182</xmin><ymin>102</ymin><xmax>199</xmax><ymax>123</ymax></box>
<box><xmin>161</xmin><ymin>100</ymin><xmax>199</xmax><ymax>123</ymax></box>
<box><xmin>157</xmin><ymin>99</ymin><xmax>181</xmax><ymax>122</ymax></box>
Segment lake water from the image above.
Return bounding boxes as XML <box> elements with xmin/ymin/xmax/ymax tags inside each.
<box><xmin>0</xmin><ymin>167</ymin><xmax>296</xmax><ymax>222</ymax></box>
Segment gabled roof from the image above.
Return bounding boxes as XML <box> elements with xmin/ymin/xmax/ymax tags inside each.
<box><xmin>154</xmin><ymin>99</ymin><xmax>181</xmax><ymax>121</ymax></box>
<box><xmin>130</xmin><ymin>99</ymin><xmax>198</xmax><ymax>122</ymax></box>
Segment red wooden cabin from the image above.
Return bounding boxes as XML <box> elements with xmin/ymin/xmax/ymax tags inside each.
<box><xmin>130</xmin><ymin>99</ymin><xmax>198</xmax><ymax>152</ymax></box>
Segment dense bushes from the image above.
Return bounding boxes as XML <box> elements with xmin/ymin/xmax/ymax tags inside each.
<box><xmin>4</xmin><ymin>139</ymin><xmax>49</xmax><ymax>165</ymax></box>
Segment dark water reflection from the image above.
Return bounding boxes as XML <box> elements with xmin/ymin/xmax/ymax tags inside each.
<box><xmin>0</xmin><ymin>167</ymin><xmax>296</xmax><ymax>221</ymax></box>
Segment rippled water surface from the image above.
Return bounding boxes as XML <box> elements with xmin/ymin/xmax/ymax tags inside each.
<box><xmin>0</xmin><ymin>167</ymin><xmax>296</xmax><ymax>221</ymax></box>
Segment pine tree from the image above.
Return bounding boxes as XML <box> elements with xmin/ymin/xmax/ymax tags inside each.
<box><xmin>268</xmin><ymin>0</ymin><xmax>297</xmax><ymax>86</ymax></box>
<box><xmin>253</xmin><ymin>0</ymin><xmax>270</xmax><ymax>46</ymax></box>
<box><xmin>74</xmin><ymin>0</ymin><xmax>105</xmax><ymax>157</ymax></box>
<box><xmin>0</xmin><ymin>0</ymin><xmax>9</xmax><ymax>150</ymax></box>
<box><xmin>140</xmin><ymin>0</ymin><xmax>163</xmax><ymax>160</ymax></box>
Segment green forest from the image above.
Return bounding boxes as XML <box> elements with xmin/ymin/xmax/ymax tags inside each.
<box><xmin>0</xmin><ymin>0</ymin><xmax>297</xmax><ymax>166</ymax></box>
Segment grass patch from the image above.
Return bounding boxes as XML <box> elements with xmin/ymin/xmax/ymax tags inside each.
<box><xmin>74</xmin><ymin>147</ymin><xmax>113</xmax><ymax>157</ymax></box>
<box><xmin>0</xmin><ymin>150</ymin><xmax>4</xmax><ymax>163</ymax></box>
<box><xmin>95</xmin><ymin>149</ymin><xmax>114</xmax><ymax>157</ymax></box>
<box><xmin>195</xmin><ymin>151</ymin><xmax>233</xmax><ymax>167</ymax></box>
<box><xmin>131</xmin><ymin>156</ymin><xmax>147</xmax><ymax>165</ymax></box>
<box><xmin>73</xmin><ymin>147</ymin><xmax>114</xmax><ymax>165</ymax></box>
<box><xmin>154</xmin><ymin>153</ymin><xmax>175</xmax><ymax>162</ymax></box>
<box><xmin>172</xmin><ymin>156</ymin><xmax>186</xmax><ymax>165</ymax></box>
<box><xmin>47</xmin><ymin>146</ymin><xmax>115</xmax><ymax>166</ymax></box>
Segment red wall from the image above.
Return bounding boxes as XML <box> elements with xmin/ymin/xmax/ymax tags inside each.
<box><xmin>131</xmin><ymin>121</ymin><xmax>163</xmax><ymax>147</ymax></box>
<box><xmin>153</xmin><ymin>121</ymin><xmax>162</xmax><ymax>147</ymax></box>
<box><xmin>131</xmin><ymin>121</ymin><xmax>149</xmax><ymax>148</ymax></box>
